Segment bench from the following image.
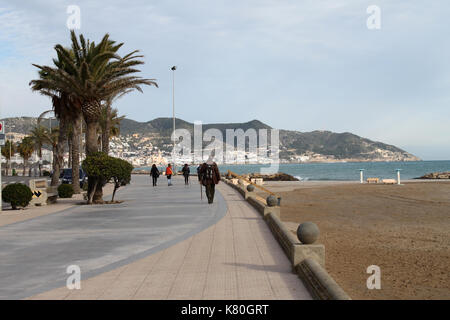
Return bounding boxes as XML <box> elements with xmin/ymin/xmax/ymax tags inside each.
<box><xmin>366</xmin><ymin>178</ymin><xmax>380</xmax><ymax>184</ymax></box>
<box><xmin>382</xmin><ymin>179</ymin><xmax>397</xmax><ymax>185</ymax></box>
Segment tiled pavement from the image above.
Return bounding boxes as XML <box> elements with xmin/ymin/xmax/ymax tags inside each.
<box><xmin>29</xmin><ymin>182</ymin><xmax>311</xmax><ymax>300</ymax></box>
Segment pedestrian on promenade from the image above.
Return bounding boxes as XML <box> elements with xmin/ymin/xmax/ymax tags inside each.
<box><xmin>150</xmin><ymin>164</ymin><xmax>160</xmax><ymax>187</ymax></box>
<box><xmin>182</xmin><ymin>164</ymin><xmax>190</xmax><ymax>185</ymax></box>
<box><xmin>166</xmin><ymin>164</ymin><xmax>173</xmax><ymax>186</ymax></box>
<box><xmin>198</xmin><ymin>161</ymin><xmax>221</xmax><ymax>204</ymax></box>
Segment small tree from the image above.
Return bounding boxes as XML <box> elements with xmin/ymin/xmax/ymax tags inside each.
<box><xmin>82</xmin><ymin>152</ymin><xmax>112</xmax><ymax>204</ymax></box>
<box><xmin>109</xmin><ymin>157</ymin><xmax>133</xmax><ymax>202</ymax></box>
<box><xmin>82</xmin><ymin>153</ymin><xmax>132</xmax><ymax>204</ymax></box>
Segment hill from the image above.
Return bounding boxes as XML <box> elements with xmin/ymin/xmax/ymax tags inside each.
<box><xmin>0</xmin><ymin>116</ymin><xmax>420</xmax><ymax>162</ymax></box>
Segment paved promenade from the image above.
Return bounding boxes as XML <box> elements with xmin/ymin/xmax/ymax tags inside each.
<box><xmin>1</xmin><ymin>175</ymin><xmax>310</xmax><ymax>300</ymax></box>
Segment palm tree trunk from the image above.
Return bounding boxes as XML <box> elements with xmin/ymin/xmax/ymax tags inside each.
<box><xmin>71</xmin><ymin>114</ymin><xmax>81</xmax><ymax>194</ymax></box>
<box><xmin>102</xmin><ymin>104</ymin><xmax>111</xmax><ymax>154</ymax></box>
<box><xmin>38</xmin><ymin>148</ymin><xmax>42</xmax><ymax>177</ymax></box>
<box><xmin>68</xmin><ymin>140</ymin><xmax>72</xmax><ymax>168</ymax></box>
<box><xmin>51</xmin><ymin>116</ymin><xmax>67</xmax><ymax>186</ymax></box>
<box><xmin>23</xmin><ymin>158</ymin><xmax>27</xmax><ymax>176</ymax></box>
<box><xmin>85</xmin><ymin>120</ymin><xmax>99</xmax><ymax>155</ymax></box>
<box><xmin>85</xmin><ymin>119</ymin><xmax>103</xmax><ymax>203</ymax></box>
<box><xmin>6</xmin><ymin>159</ymin><xmax>9</xmax><ymax>176</ymax></box>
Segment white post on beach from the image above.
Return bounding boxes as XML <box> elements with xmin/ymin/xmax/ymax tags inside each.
<box><xmin>359</xmin><ymin>169</ymin><xmax>365</xmax><ymax>183</ymax></box>
<box><xmin>396</xmin><ymin>169</ymin><xmax>402</xmax><ymax>185</ymax></box>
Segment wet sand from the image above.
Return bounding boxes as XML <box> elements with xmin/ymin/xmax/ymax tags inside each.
<box><xmin>265</xmin><ymin>180</ymin><xmax>450</xmax><ymax>300</ymax></box>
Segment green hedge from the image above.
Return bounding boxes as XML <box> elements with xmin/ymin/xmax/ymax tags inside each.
<box><xmin>2</xmin><ymin>183</ymin><xmax>33</xmax><ymax>209</ymax></box>
<box><xmin>58</xmin><ymin>184</ymin><xmax>74</xmax><ymax>198</ymax></box>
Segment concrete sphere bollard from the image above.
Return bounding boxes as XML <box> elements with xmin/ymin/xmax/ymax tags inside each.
<box><xmin>297</xmin><ymin>222</ymin><xmax>320</xmax><ymax>244</ymax></box>
<box><xmin>266</xmin><ymin>195</ymin><xmax>277</xmax><ymax>207</ymax></box>
<box><xmin>247</xmin><ymin>184</ymin><xmax>255</xmax><ymax>192</ymax></box>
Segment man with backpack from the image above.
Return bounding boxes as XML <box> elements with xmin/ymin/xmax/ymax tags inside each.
<box><xmin>198</xmin><ymin>161</ymin><xmax>221</xmax><ymax>204</ymax></box>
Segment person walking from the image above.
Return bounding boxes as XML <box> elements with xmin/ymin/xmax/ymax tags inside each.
<box><xmin>150</xmin><ymin>164</ymin><xmax>160</xmax><ymax>187</ymax></box>
<box><xmin>198</xmin><ymin>161</ymin><xmax>221</xmax><ymax>204</ymax></box>
<box><xmin>182</xmin><ymin>164</ymin><xmax>190</xmax><ymax>185</ymax></box>
<box><xmin>166</xmin><ymin>164</ymin><xmax>173</xmax><ymax>186</ymax></box>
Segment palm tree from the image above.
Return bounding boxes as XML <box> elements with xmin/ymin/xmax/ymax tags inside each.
<box><xmin>1</xmin><ymin>140</ymin><xmax>15</xmax><ymax>176</ymax></box>
<box><xmin>29</xmin><ymin>125</ymin><xmax>48</xmax><ymax>176</ymax></box>
<box><xmin>42</xmin><ymin>127</ymin><xmax>59</xmax><ymax>174</ymax></box>
<box><xmin>18</xmin><ymin>137</ymin><xmax>34</xmax><ymax>176</ymax></box>
<box><xmin>99</xmin><ymin>103</ymin><xmax>125</xmax><ymax>154</ymax></box>
<box><xmin>31</xmin><ymin>31</ymin><xmax>157</xmax><ymax>202</ymax></box>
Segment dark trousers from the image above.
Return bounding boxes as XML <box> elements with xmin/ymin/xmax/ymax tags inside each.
<box><xmin>205</xmin><ymin>184</ymin><xmax>215</xmax><ymax>204</ymax></box>
<box><xmin>184</xmin><ymin>175</ymin><xmax>189</xmax><ymax>185</ymax></box>
<box><xmin>152</xmin><ymin>176</ymin><xmax>157</xmax><ymax>186</ymax></box>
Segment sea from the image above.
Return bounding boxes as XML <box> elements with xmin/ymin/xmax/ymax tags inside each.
<box><xmin>136</xmin><ymin>160</ymin><xmax>450</xmax><ymax>181</ymax></box>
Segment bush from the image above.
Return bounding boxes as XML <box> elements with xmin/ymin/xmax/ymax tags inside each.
<box><xmin>42</xmin><ymin>170</ymin><xmax>51</xmax><ymax>176</ymax></box>
<box><xmin>58</xmin><ymin>184</ymin><xmax>74</xmax><ymax>198</ymax></box>
<box><xmin>2</xmin><ymin>183</ymin><xmax>33</xmax><ymax>209</ymax></box>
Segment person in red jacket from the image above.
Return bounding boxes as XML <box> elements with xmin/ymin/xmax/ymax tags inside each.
<box><xmin>166</xmin><ymin>164</ymin><xmax>173</xmax><ymax>186</ymax></box>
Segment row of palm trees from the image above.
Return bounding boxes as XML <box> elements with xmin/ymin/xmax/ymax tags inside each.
<box><xmin>1</xmin><ymin>136</ymin><xmax>39</xmax><ymax>177</ymax></box>
<box><xmin>29</xmin><ymin>31</ymin><xmax>157</xmax><ymax>202</ymax></box>
<box><xmin>1</xmin><ymin>107</ymin><xmax>123</xmax><ymax>183</ymax></box>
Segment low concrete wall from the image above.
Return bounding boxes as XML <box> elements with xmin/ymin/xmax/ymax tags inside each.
<box><xmin>295</xmin><ymin>258</ymin><xmax>351</xmax><ymax>300</ymax></box>
<box><xmin>223</xmin><ymin>178</ymin><xmax>350</xmax><ymax>300</ymax></box>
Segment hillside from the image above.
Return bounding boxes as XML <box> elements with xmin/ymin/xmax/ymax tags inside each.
<box><xmin>0</xmin><ymin>116</ymin><xmax>420</xmax><ymax>162</ymax></box>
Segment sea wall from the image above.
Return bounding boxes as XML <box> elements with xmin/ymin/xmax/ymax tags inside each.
<box><xmin>223</xmin><ymin>178</ymin><xmax>351</xmax><ymax>300</ymax></box>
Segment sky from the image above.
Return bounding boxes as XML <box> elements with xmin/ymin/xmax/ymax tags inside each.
<box><xmin>0</xmin><ymin>0</ymin><xmax>449</xmax><ymax>160</ymax></box>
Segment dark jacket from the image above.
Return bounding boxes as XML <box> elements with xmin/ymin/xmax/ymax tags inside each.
<box><xmin>150</xmin><ymin>166</ymin><xmax>160</xmax><ymax>177</ymax></box>
<box><xmin>182</xmin><ymin>166</ymin><xmax>190</xmax><ymax>176</ymax></box>
<box><xmin>198</xmin><ymin>162</ymin><xmax>221</xmax><ymax>186</ymax></box>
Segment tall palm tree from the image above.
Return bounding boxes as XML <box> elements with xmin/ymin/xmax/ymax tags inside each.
<box><xmin>31</xmin><ymin>31</ymin><xmax>157</xmax><ymax>202</ymax></box>
<box><xmin>29</xmin><ymin>125</ymin><xmax>48</xmax><ymax>176</ymax></box>
<box><xmin>1</xmin><ymin>140</ymin><xmax>15</xmax><ymax>176</ymax></box>
<box><xmin>18</xmin><ymin>137</ymin><xmax>34</xmax><ymax>176</ymax></box>
<box><xmin>99</xmin><ymin>103</ymin><xmax>125</xmax><ymax>154</ymax></box>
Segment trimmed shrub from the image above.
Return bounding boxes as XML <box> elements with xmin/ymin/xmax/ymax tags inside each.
<box><xmin>42</xmin><ymin>170</ymin><xmax>51</xmax><ymax>176</ymax></box>
<box><xmin>82</xmin><ymin>152</ymin><xmax>133</xmax><ymax>203</ymax></box>
<box><xmin>58</xmin><ymin>184</ymin><xmax>74</xmax><ymax>198</ymax></box>
<box><xmin>2</xmin><ymin>183</ymin><xmax>33</xmax><ymax>209</ymax></box>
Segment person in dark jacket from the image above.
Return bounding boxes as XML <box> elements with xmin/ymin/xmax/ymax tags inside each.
<box><xmin>198</xmin><ymin>161</ymin><xmax>221</xmax><ymax>204</ymax></box>
<box><xmin>150</xmin><ymin>164</ymin><xmax>160</xmax><ymax>187</ymax></box>
<box><xmin>182</xmin><ymin>164</ymin><xmax>190</xmax><ymax>185</ymax></box>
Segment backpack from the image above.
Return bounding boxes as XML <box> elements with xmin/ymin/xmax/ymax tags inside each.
<box><xmin>205</xmin><ymin>164</ymin><xmax>214</xmax><ymax>180</ymax></box>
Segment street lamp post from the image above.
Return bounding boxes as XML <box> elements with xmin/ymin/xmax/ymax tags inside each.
<box><xmin>171</xmin><ymin>66</ymin><xmax>177</xmax><ymax>172</ymax></box>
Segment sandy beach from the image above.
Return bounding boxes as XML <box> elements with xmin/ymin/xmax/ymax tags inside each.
<box><xmin>259</xmin><ymin>180</ymin><xmax>450</xmax><ymax>300</ymax></box>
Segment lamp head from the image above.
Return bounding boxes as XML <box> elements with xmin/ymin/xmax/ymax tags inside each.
<box><xmin>171</xmin><ymin>66</ymin><xmax>177</xmax><ymax>70</ymax></box>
